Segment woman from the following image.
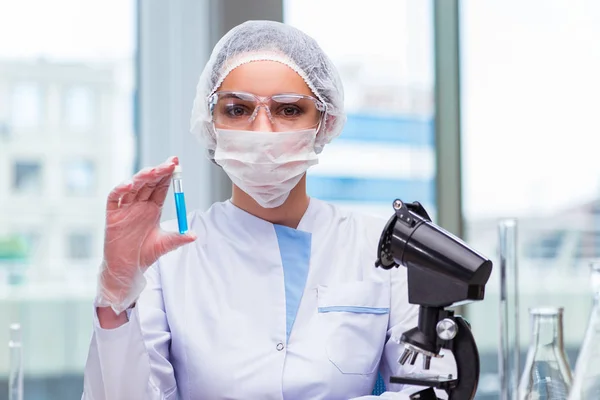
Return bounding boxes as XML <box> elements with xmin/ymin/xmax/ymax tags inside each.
<box><xmin>83</xmin><ymin>20</ymin><xmax>455</xmax><ymax>400</ymax></box>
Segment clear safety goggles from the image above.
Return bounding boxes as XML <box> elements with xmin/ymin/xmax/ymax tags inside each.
<box><xmin>208</xmin><ymin>91</ymin><xmax>325</xmax><ymax>131</ymax></box>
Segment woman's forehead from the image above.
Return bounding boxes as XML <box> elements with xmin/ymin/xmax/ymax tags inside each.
<box><xmin>219</xmin><ymin>60</ymin><xmax>313</xmax><ymax>97</ymax></box>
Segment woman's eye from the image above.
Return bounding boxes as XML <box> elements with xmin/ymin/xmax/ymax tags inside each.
<box><xmin>225</xmin><ymin>105</ymin><xmax>249</xmax><ymax>117</ymax></box>
<box><xmin>279</xmin><ymin>106</ymin><xmax>302</xmax><ymax>117</ymax></box>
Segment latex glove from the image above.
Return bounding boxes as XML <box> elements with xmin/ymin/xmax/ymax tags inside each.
<box><xmin>95</xmin><ymin>156</ymin><xmax>197</xmax><ymax>314</ymax></box>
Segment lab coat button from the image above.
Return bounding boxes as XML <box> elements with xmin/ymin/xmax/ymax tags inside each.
<box><xmin>276</xmin><ymin>342</ymin><xmax>284</xmax><ymax>351</ymax></box>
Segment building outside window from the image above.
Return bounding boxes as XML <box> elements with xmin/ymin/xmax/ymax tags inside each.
<box><xmin>13</xmin><ymin>160</ymin><xmax>42</xmax><ymax>194</ymax></box>
<box><xmin>66</xmin><ymin>231</ymin><xmax>93</xmax><ymax>260</ymax></box>
<box><xmin>64</xmin><ymin>159</ymin><xmax>96</xmax><ymax>195</ymax></box>
<box><xmin>64</xmin><ymin>86</ymin><xmax>95</xmax><ymax>131</ymax></box>
<box><xmin>10</xmin><ymin>82</ymin><xmax>42</xmax><ymax>130</ymax></box>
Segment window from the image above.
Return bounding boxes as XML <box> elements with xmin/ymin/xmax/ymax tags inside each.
<box><xmin>64</xmin><ymin>159</ymin><xmax>96</xmax><ymax>195</ymax></box>
<box><xmin>0</xmin><ymin>0</ymin><xmax>137</xmax><ymax>397</ymax></box>
<box><xmin>67</xmin><ymin>232</ymin><xmax>93</xmax><ymax>260</ymax></box>
<box><xmin>460</xmin><ymin>1</ymin><xmax>600</xmax><ymax>398</ymax></box>
<box><xmin>13</xmin><ymin>161</ymin><xmax>42</xmax><ymax>194</ymax></box>
<box><xmin>285</xmin><ymin>0</ymin><xmax>437</xmax><ymax>219</ymax></box>
<box><xmin>10</xmin><ymin>82</ymin><xmax>42</xmax><ymax>129</ymax></box>
<box><xmin>64</xmin><ymin>86</ymin><xmax>95</xmax><ymax>131</ymax></box>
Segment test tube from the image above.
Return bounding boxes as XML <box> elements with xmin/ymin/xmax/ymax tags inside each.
<box><xmin>9</xmin><ymin>323</ymin><xmax>23</xmax><ymax>400</ymax></box>
<box><xmin>498</xmin><ymin>219</ymin><xmax>520</xmax><ymax>400</ymax></box>
<box><xmin>172</xmin><ymin>165</ymin><xmax>188</xmax><ymax>234</ymax></box>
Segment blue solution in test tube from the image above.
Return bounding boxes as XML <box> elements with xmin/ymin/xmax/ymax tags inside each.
<box><xmin>172</xmin><ymin>165</ymin><xmax>188</xmax><ymax>234</ymax></box>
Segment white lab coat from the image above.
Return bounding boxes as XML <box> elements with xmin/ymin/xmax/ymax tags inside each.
<box><xmin>82</xmin><ymin>198</ymin><xmax>456</xmax><ymax>400</ymax></box>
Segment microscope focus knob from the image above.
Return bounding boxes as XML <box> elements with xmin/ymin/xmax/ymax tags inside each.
<box><xmin>393</xmin><ymin>199</ymin><xmax>403</xmax><ymax>210</ymax></box>
<box><xmin>436</xmin><ymin>318</ymin><xmax>458</xmax><ymax>341</ymax></box>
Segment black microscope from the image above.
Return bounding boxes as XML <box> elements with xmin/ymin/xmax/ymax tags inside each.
<box><xmin>375</xmin><ymin>199</ymin><xmax>493</xmax><ymax>400</ymax></box>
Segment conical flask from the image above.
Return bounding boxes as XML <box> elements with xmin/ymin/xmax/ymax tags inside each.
<box><xmin>518</xmin><ymin>307</ymin><xmax>572</xmax><ymax>399</ymax></box>
<box><xmin>568</xmin><ymin>261</ymin><xmax>600</xmax><ymax>400</ymax></box>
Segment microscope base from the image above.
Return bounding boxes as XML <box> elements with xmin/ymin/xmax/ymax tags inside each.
<box><xmin>389</xmin><ymin>375</ymin><xmax>457</xmax><ymax>390</ymax></box>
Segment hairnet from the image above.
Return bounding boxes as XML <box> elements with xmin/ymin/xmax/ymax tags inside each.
<box><xmin>190</xmin><ymin>20</ymin><xmax>346</xmax><ymax>158</ymax></box>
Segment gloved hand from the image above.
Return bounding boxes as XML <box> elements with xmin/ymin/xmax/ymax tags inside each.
<box><xmin>95</xmin><ymin>156</ymin><xmax>197</xmax><ymax>314</ymax></box>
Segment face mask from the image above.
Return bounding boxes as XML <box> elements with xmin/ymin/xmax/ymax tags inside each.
<box><xmin>213</xmin><ymin>128</ymin><xmax>319</xmax><ymax>208</ymax></box>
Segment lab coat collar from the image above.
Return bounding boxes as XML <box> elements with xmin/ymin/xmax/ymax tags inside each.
<box><xmin>222</xmin><ymin>197</ymin><xmax>321</xmax><ymax>234</ymax></box>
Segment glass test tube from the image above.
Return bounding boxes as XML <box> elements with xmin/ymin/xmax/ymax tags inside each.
<box><xmin>498</xmin><ymin>219</ymin><xmax>520</xmax><ymax>400</ymax></box>
<box><xmin>9</xmin><ymin>323</ymin><xmax>23</xmax><ymax>400</ymax></box>
<box><xmin>172</xmin><ymin>165</ymin><xmax>188</xmax><ymax>234</ymax></box>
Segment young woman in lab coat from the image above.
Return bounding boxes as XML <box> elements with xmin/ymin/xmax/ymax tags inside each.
<box><xmin>82</xmin><ymin>20</ymin><xmax>455</xmax><ymax>400</ymax></box>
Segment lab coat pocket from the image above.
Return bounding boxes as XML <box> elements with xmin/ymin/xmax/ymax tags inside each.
<box><xmin>317</xmin><ymin>281</ymin><xmax>390</xmax><ymax>375</ymax></box>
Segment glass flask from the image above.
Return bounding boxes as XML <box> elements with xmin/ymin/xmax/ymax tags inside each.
<box><xmin>8</xmin><ymin>323</ymin><xmax>23</xmax><ymax>400</ymax></box>
<box><xmin>568</xmin><ymin>261</ymin><xmax>600</xmax><ymax>400</ymax></box>
<box><xmin>518</xmin><ymin>307</ymin><xmax>572</xmax><ymax>400</ymax></box>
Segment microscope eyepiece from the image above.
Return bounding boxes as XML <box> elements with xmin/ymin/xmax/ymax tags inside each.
<box><xmin>376</xmin><ymin>199</ymin><xmax>492</xmax><ymax>307</ymax></box>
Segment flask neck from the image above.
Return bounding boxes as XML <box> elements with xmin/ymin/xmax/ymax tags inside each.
<box><xmin>531</xmin><ymin>312</ymin><xmax>564</xmax><ymax>350</ymax></box>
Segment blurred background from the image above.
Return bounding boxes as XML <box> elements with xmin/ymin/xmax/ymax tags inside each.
<box><xmin>0</xmin><ymin>0</ymin><xmax>599</xmax><ymax>398</ymax></box>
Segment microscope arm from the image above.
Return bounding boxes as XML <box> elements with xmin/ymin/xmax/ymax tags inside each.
<box><xmin>443</xmin><ymin>316</ymin><xmax>479</xmax><ymax>399</ymax></box>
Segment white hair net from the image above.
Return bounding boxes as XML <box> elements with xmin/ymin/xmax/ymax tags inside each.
<box><xmin>190</xmin><ymin>20</ymin><xmax>346</xmax><ymax>158</ymax></box>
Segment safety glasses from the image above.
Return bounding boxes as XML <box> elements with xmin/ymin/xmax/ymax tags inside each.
<box><xmin>208</xmin><ymin>91</ymin><xmax>325</xmax><ymax>131</ymax></box>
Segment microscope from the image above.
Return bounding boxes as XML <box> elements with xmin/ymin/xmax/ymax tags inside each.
<box><xmin>375</xmin><ymin>199</ymin><xmax>493</xmax><ymax>400</ymax></box>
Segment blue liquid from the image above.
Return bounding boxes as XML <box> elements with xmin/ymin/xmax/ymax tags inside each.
<box><xmin>174</xmin><ymin>192</ymin><xmax>188</xmax><ymax>234</ymax></box>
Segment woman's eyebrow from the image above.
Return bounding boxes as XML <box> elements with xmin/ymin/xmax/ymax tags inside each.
<box><xmin>220</xmin><ymin>93</ymin><xmax>246</xmax><ymax>100</ymax></box>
